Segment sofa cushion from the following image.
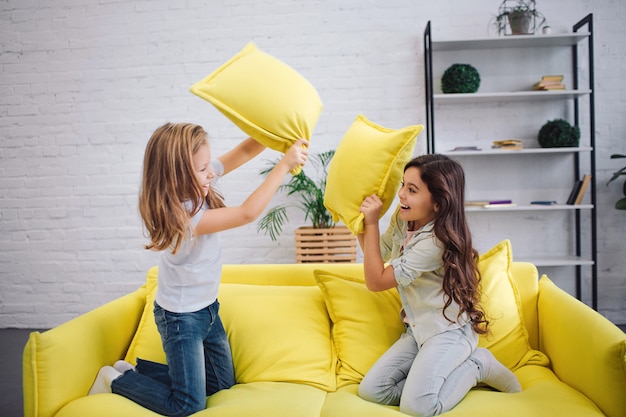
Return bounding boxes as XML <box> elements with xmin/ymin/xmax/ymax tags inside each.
<box><xmin>124</xmin><ymin>267</ymin><xmax>164</xmax><ymax>365</ymax></box>
<box><xmin>206</xmin><ymin>381</ymin><xmax>328</xmax><ymax>417</ymax></box>
<box><xmin>313</xmin><ymin>269</ymin><xmax>405</xmax><ymax>387</ymax></box>
<box><xmin>124</xmin><ymin>268</ymin><xmax>336</xmax><ymax>391</ymax></box>
<box><xmin>323</xmin><ymin>114</ymin><xmax>423</xmax><ymax>236</ymax></box>
<box><xmin>477</xmin><ymin>240</ymin><xmax>549</xmax><ymax>371</ymax></box>
<box><xmin>190</xmin><ymin>42</ymin><xmax>322</xmax><ymax>174</ymax></box>
<box><xmin>218</xmin><ymin>284</ymin><xmax>336</xmax><ymax>391</ymax></box>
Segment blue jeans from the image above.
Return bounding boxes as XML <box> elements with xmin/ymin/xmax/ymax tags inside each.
<box><xmin>111</xmin><ymin>300</ymin><xmax>235</xmax><ymax>417</ymax></box>
<box><xmin>358</xmin><ymin>323</ymin><xmax>480</xmax><ymax>417</ymax></box>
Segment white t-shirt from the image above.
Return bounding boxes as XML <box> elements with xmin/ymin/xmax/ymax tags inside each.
<box><xmin>155</xmin><ymin>160</ymin><xmax>225</xmax><ymax>313</ymax></box>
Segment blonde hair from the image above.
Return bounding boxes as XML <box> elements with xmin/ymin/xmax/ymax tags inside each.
<box><xmin>138</xmin><ymin>122</ymin><xmax>225</xmax><ymax>254</ymax></box>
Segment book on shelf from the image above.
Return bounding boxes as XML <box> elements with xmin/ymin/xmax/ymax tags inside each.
<box><xmin>530</xmin><ymin>200</ymin><xmax>557</xmax><ymax>205</ymax></box>
<box><xmin>566</xmin><ymin>175</ymin><xmax>592</xmax><ymax>205</ymax></box>
<box><xmin>492</xmin><ymin>139</ymin><xmax>523</xmax><ymax>150</ymax></box>
<box><xmin>466</xmin><ymin>200</ymin><xmax>490</xmax><ymax>207</ymax></box>
<box><xmin>450</xmin><ymin>146</ymin><xmax>482</xmax><ymax>152</ymax></box>
<box><xmin>539</xmin><ymin>75</ymin><xmax>564</xmax><ymax>82</ymax></box>
<box><xmin>533</xmin><ymin>75</ymin><xmax>566</xmax><ymax>91</ymax></box>
<box><xmin>574</xmin><ymin>174</ymin><xmax>592</xmax><ymax>205</ymax></box>
<box><xmin>566</xmin><ymin>180</ymin><xmax>583</xmax><ymax>205</ymax></box>
<box><xmin>466</xmin><ymin>200</ymin><xmax>515</xmax><ymax>208</ymax></box>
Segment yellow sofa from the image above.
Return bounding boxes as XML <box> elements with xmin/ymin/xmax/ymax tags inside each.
<box><xmin>24</xmin><ymin>258</ymin><xmax>625</xmax><ymax>417</ymax></box>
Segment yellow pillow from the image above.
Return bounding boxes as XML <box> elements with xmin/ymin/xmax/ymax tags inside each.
<box><xmin>218</xmin><ymin>284</ymin><xmax>336</xmax><ymax>391</ymax></box>
<box><xmin>477</xmin><ymin>240</ymin><xmax>549</xmax><ymax>371</ymax></box>
<box><xmin>125</xmin><ymin>270</ymin><xmax>336</xmax><ymax>391</ymax></box>
<box><xmin>190</xmin><ymin>42</ymin><xmax>323</xmax><ymax>174</ymax></box>
<box><xmin>323</xmin><ymin>114</ymin><xmax>423</xmax><ymax>235</ymax></box>
<box><xmin>124</xmin><ymin>266</ymin><xmax>165</xmax><ymax>365</ymax></box>
<box><xmin>313</xmin><ymin>269</ymin><xmax>405</xmax><ymax>387</ymax></box>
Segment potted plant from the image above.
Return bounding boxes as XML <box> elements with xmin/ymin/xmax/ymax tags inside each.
<box><xmin>441</xmin><ymin>63</ymin><xmax>481</xmax><ymax>94</ymax></box>
<box><xmin>537</xmin><ymin>119</ymin><xmax>580</xmax><ymax>148</ymax></box>
<box><xmin>606</xmin><ymin>154</ymin><xmax>626</xmax><ymax>210</ymax></box>
<box><xmin>494</xmin><ymin>0</ymin><xmax>546</xmax><ymax>35</ymax></box>
<box><xmin>257</xmin><ymin>150</ymin><xmax>357</xmax><ymax>262</ymax></box>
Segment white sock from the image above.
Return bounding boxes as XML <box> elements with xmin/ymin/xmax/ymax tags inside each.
<box><xmin>472</xmin><ymin>348</ymin><xmax>522</xmax><ymax>393</ymax></box>
<box><xmin>113</xmin><ymin>360</ymin><xmax>136</xmax><ymax>373</ymax></box>
<box><xmin>88</xmin><ymin>366</ymin><xmax>122</xmax><ymax>395</ymax></box>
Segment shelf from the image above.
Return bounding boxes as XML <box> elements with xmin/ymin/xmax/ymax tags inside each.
<box><xmin>444</xmin><ymin>146</ymin><xmax>592</xmax><ymax>156</ymax></box>
<box><xmin>424</xmin><ymin>15</ymin><xmax>597</xmax><ymax>308</ymax></box>
<box><xmin>434</xmin><ymin>90</ymin><xmax>592</xmax><ymax>104</ymax></box>
<box><xmin>514</xmin><ymin>255</ymin><xmax>595</xmax><ymax>267</ymax></box>
<box><xmin>466</xmin><ymin>204</ymin><xmax>593</xmax><ymax>212</ymax></box>
<box><xmin>431</xmin><ymin>33</ymin><xmax>590</xmax><ymax>51</ymax></box>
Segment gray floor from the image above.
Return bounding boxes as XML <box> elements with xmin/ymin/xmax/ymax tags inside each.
<box><xmin>4</xmin><ymin>324</ymin><xmax>626</xmax><ymax>417</ymax></box>
<box><xmin>1</xmin><ymin>328</ymin><xmax>46</xmax><ymax>417</ymax></box>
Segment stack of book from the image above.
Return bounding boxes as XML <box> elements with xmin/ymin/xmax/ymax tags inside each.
<box><xmin>533</xmin><ymin>75</ymin><xmax>565</xmax><ymax>90</ymax></box>
<box><xmin>466</xmin><ymin>200</ymin><xmax>516</xmax><ymax>208</ymax></box>
<box><xmin>492</xmin><ymin>139</ymin><xmax>523</xmax><ymax>150</ymax></box>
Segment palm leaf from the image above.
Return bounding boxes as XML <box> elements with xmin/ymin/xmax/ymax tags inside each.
<box><xmin>257</xmin><ymin>150</ymin><xmax>336</xmax><ymax>240</ymax></box>
<box><xmin>256</xmin><ymin>205</ymin><xmax>289</xmax><ymax>241</ymax></box>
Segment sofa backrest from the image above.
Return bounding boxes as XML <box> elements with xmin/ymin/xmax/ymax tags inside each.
<box><xmin>221</xmin><ymin>261</ymin><xmax>541</xmax><ymax>350</ymax></box>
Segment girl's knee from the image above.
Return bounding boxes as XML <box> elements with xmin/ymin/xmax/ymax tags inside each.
<box><xmin>357</xmin><ymin>379</ymin><xmax>375</xmax><ymax>402</ymax></box>
<box><xmin>400</xmin><ymin>394</ymin><xmax>441</xmax><ymax>417</ymax></box>
<box><xmin>358</xmin><ymin>377</ymin><xmax>401</xmax><ymax>406</ymax></box>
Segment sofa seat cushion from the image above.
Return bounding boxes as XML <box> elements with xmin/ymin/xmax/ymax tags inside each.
<box><xmin>321</xmin><ymin>366</ymin><xmax>606</xmax><ymax>417</ymax></box>
<box><xmin>57</xmin><ymin>382</ymin><xmax>328</xmax><ymax>417</ymax></box>
<box><xmin>124</xmin><ymin>268</ymin><xmax>336</xmax><ymax>392</ymax></box>
<box><xmin>205</xmin><ymin>381</ymin><xmax>328</xmax><ymax>417</ymax></box>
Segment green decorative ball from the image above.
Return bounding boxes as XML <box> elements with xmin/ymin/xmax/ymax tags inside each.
<box><xmin>537</xmin><ymin>119</ymin><xmax>580</xmax><ymax>148</ymax></box>
<box><xmin>441</xmin><ymin>64</ymin><xmax>481</xmax><ymax>94</ymax></box>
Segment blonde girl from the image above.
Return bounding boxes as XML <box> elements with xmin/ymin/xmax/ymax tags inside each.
<box><xmin>89</xmin><ymin>122</ymin><xmax>308</xmax><ymax>417</ymax></box>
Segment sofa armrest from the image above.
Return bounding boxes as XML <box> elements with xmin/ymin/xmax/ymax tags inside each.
<box><xmin>537</xmin><ymin>276</ymin><xmax>626</xmax><ymax>417</ymax></box>
<box><xmin>23</xmin><ymin>287</ymin><xmax>146</xmax><ymax>417</ymax></box>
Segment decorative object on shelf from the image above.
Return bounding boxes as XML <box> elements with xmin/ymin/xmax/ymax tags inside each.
<box><xmin>533</xmin><ymin>75</ymin><xmax>565</xmax><ymax>90</ymax></box>
<box><xmin>492</xmin><ymin>139</ymin><xmax>523</xmax><ymax>150</ymax></box>
<box><xmin>494</xmin><ymin>0</ymin><xmax>546</xmax><ymax>36</ymax></box>
<box><xmin>565</xmin><ymin>174</ymin><xmax>592</xmax><ymax>205</ymax></box>
<box><xmin>258</xmin><ymin>150</ymin><xmax>336</xmax><ymax>241</ymax></box>
<box><xmin>441</xmin><ymin>63</ymin><xmax>480</xmax><ymax>94</ymax></box>
<box><xmin>537</xmin><ymin>119</ymin><xmax>580</xmax><ymax>148</ymax></box>
<box><xmin>606</xmin><ymin>154</ymin><xmax>626</xmax><ymax>210</ymax></box>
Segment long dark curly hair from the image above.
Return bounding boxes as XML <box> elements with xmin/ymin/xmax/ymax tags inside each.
<box><xmin>405</xmin><ymin>154</ymin><xmax>489</xmax><ymax>334</ymax></box>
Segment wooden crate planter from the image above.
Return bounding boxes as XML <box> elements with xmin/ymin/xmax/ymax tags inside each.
<box><xmin>295</xmin><ymin>226</ymin><xmax>357</xmax><ymax>263</ymax></box>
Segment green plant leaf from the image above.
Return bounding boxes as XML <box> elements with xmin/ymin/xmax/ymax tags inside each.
<box><xmin>606</xmin><ymin>167</ymin><xmax>626</xmax><ymax>185</ymax></box>
<box><xmin>616</xmin><ymin>197</ymin><xmax>626</xmax><ymax>210</ymax></box>
<box><xmin>257</xmin><ymin>150</ymin><xmax>336</xmax><ymax>240</ymax></box>
<box><xmin>257</xmin><ymin>205</ymin><xmax>288</xmax><ymax>241</ymax></box>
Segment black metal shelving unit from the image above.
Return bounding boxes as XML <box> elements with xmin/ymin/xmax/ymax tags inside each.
<box><xmin>423</xmin><ymin>15</ymin><xmax>597</xmax><ymax>309</ymax></box>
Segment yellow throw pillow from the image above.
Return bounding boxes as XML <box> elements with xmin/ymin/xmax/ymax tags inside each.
<box><xmin>124</xmin><ymin>267</ymin><xmax>166</xmax><ymax>365</ymax></box>
<box><xmin>218</xmin><ymin>284</ymin><xmax>336</xmax><ymax>391</ymax></box>
<box><xmin>477</xmin><ymin>240</ymin><xmax>549</xmax><ymax>370</ymax></box>
<box><xmin>125</xmin><ymin>271</ymin><xmax>336</xmax><ymax>392</ymax></box>
<box><xmin>324</xmin><ymin>114</ymin><xmax>423</xmax><ymax>235</ymax></box>
<box><xmin>190</xmin><ymin>42</ymin><xmax>323</xmax><ymax>174</ymax></box>
<box><xmin>313</xmin><ymin>269</ymin><xmax>405</xmax><ymax>387</ymax></box>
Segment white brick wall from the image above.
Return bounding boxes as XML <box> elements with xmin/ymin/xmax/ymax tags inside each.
<box><xmin>1</xmin><ymin>0</ymin><xmax>624</xmax><ymax>328</ymax></box>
